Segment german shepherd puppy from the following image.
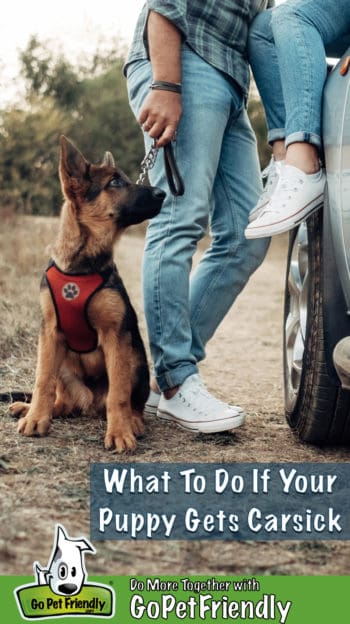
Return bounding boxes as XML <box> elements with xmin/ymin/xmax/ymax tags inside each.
<box><xmin>10</xmin><ymin>136</ymin><xmax>165</xmax><ymax>452</ymax></box>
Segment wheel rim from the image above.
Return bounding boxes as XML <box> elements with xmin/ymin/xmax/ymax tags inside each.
<box><xmin>285</xmin><ymin>222</ymin><xmax>309</xmax><ymax>412</ymax></box>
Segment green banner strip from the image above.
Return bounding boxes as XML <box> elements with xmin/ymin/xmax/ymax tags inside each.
<box><xmin>1</xmin><ymin>575</ymin><xmax>349</xmax><ymax>623</ymax></box>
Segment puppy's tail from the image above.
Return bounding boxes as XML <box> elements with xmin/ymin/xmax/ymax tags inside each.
<box><xmin>0</xmin><ymin>391</ymin><xmax>32</xmax><ymax>403</ymax></box>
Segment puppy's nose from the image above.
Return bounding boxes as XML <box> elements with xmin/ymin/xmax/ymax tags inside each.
<box><xmin>152</xmin><ymin>187</ymin><xmax>166</xmax><ymax>200</ymax></box>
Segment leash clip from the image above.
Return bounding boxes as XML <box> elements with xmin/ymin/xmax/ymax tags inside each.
<box><xmin>136</xmin><ymin>140</ymin><xmax>185</xmax><ymax>197</ymax></box>
<box><xmin>136</xmin><ymin>140</ymin><xmax>159</xmax><ymax>186</ymax></box>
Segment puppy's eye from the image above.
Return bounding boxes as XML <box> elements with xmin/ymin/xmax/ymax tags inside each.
<box><xmin>71</xmin><ymin>566</ymin><xmax>77</xmax><ymax>577</ymax></box>
<box><xmin>108</xmin><ymin>177</ymin><xmax>125</xmax><ymax>188</ymax></box>
<box><xmin>58</xmin><ymin>563</ymin><xmax>68</xmax><ymax>580</ymax></box>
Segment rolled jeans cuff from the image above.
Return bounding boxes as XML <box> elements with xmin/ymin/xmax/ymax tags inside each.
<box><xmin>156</xmin><ymin>363</ymin><xmax>198</xmax><ymax>392</ymax></box>
<box><xmin>267</xmin><ymin>128</ymin><xmax>286</xmax><ymax>145</ymax></box>
<box><xmin>285</xmin><ymin>131</ymin><xmax>322</xmax><ymax>150</ymax></box>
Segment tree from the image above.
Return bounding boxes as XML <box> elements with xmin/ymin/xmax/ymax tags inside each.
<box><xmin>1</xmin><ymin>37</ymin><xmax>271</xmax><ymax>215</ymax></box>
<box><xmin>19</xmin><ymin>36</ymin><xmax>83</xmax><ymax>110</ymax></box>
<box><xmin>0</xmin><ymin>100</ymin><xmax>72</xmax><ymax>214</ymax></box>
<box><xmin>68</xmin><ymin>61</ymin><xmax>144</xmax><ymax>178</ymax></box>
<box><xmin>0</xmin><ymin>38</ymin><xmax>144</xmax><ymax>214</ymax></box>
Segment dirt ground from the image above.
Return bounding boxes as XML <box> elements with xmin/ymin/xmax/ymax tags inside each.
<box><xmin>1</xmin><ymin>214</ymin><xmax>349</xmax><ymax>576</ymax></box>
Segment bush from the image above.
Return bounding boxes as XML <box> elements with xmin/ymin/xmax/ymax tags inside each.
<box><xmin>0</xmin><ymin>38</ymin><xmax>143</xmax><ymax>215</ymax></box>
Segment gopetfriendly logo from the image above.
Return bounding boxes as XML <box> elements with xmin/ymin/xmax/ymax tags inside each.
<box><xmin>15</xmin><ymin>524</ymin><xmax>115</xmax><ymax>620</ymax></box>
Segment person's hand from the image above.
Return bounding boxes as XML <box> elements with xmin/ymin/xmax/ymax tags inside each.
<box><xmin>139</xmin><ymin>90</ymin><xmax>182</xmax><ymax>147</ymax></box>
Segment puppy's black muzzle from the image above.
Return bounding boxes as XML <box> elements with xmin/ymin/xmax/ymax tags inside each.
<box><xmin>118</xmin><ymin>185</ymin><xmax>166</xmax><ymax>227</ymax></box>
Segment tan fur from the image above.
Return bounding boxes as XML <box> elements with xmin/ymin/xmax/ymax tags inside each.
<box><xmin>10</xmin><ymin>136</ymin><xmax>158</xmax><ymax>452</ymax></box>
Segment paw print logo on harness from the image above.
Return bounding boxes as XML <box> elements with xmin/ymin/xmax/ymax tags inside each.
<box><xmin>62</xmin><ymin>282</ymin><xmax>80</xmax><ymax>300</ymax></box>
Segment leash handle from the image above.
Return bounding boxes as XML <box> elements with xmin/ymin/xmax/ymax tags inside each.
<box><xmin>163</xmin><ymin>142</ymin><xmax>185</xmax><ymax>196</ymax></box>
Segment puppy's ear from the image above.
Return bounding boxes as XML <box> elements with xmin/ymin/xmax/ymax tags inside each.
<box><xmin>102</xmin><ymin>151</ymin><xmax>115</xmax><ymax>168</ymax></box>
<box><xmin>59</xmin><ymin>136</ymin><xmax>90</xmax><ymax>201</ymax></box>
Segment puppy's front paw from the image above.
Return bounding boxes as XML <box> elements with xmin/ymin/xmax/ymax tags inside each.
<box><xmin>9</xmin><ymin>402</ymin><xmax>31</xmax><ymax>418</ymax></box>
<box><xmin>104</xmin><ymin>428</ymin><xmax>137</xmax><ymax>453</ymax></box>
<box><xmin>131</xmin><ymin>413</ymin><xmax>145</xmax><ymax>437</ymax></box>
<box><xmin>17</xmin><ymin>412</ymin><xmax>51</xmax><ymax>437</ymax></box>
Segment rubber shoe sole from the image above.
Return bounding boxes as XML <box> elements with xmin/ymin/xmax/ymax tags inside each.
<box><xmin>245</xmin><ymin>195</ymin><xmax>323</xmax><ymax>239</ymax></box>
<box><xmin>156</xmin><ymin>408</ymin><xmax>245</xmax><ymax>433</ymax></box>
<box><xmin>144</xmin><ymin>404</ymin><xmax>158</xmax><ymax>417</ymax></box>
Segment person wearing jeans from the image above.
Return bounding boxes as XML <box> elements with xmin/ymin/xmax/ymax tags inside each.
<box><xmin>245</xmin><ymin>0</ymin><xmax>350</xmax><ymax>239</ymax></box>
<box><xmin>125</xmin><ymin>1</ymin><xmax>271</xmax><ymax>434</ymax></box>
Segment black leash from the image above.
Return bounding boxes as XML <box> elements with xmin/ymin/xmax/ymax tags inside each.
<box><xmin>137</xmin><ymin>140</ymin><xmax>185</xmax><ymax>196</ymax></box>
<box><xmin>163</xmin><ymin>142</ymin><xmax>185</xmax><ymax>196</ymax></box>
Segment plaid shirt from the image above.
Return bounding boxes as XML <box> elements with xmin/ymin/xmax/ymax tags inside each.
<box><xmin>125</xmin><ymin>0</ymin><xmax>275</xmax><ymax>95</ymax></box>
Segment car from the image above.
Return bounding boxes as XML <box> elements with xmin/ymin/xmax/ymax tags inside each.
<box><xmin>283</xmin><ymin>49</ymin><xmax>350</xmax><ymax>444</ymax></box>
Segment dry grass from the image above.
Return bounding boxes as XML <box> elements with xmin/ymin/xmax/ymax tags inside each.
<box><xmin>1</xmin><ymin>212</ymin><xmax>350</xmax><ymax>576</ymax></box>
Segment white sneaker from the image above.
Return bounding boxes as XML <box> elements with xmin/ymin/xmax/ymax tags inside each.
<box><xmin>245</xmin><ymin>164</ymin><xmax>325</xmax><ymax>239</ymax></box>
<box><xmin>156</xmin><ymin>374</ymin><xmax>245</xmax><ymax>433</ymax></box>
<box><xmin>248</xmin><ymin>158</ymin><xmax>283</xmax><ymax>222</ymax></box>
<box><xmin>144</xmin><ymin>389</ymin><xmax>160</xmax><ymax>417</ymax></box>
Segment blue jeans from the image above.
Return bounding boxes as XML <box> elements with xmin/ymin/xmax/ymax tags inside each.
<box><xmin>127</xmin><ymin>47</ymin><xmax>269</xmax><ymax>391</ymax></box>
<box><xmin>249</xmin><ymin>0</ymin><xmax>350</xmax><ymax>149</ymax></box>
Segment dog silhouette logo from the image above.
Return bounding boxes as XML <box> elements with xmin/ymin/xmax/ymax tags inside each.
<box><xmin>15</xmin><ymin>524</ymin><xmax>115</xmax><ymax>620</ymax></box>
<box><xmin>34</xmin><ymin>524</ymin><xmax>95</xmax><ymax>596</ymax></box>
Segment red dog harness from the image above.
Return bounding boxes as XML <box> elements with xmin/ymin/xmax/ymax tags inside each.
<box><xmin>45</xmin><ymin>263</ymin><xmax>107</xmax><ymax>353</ymax></box>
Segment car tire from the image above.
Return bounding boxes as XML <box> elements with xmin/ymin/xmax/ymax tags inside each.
<box><xmin>283</xmin><ymin>209</ymin><xmax>350</xmax><ymax>444</ymax></box>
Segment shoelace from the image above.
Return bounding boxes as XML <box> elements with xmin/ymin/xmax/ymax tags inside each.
<box><xmin>196</xmin><ymin>378</ymin><xmax>240</xmax><ymax>414</ymax></box>
<box><xmin>197</xmin><ymin>382</ymin><xmax>227</xmax><ymax>407</ymax></box>
<box><xmin>178</xmin><ymin>377</ymin><xmax>227</xmax><ymax>416</ymax></box>
<box><xmin>262</xmin><ymin>168</ymin><xmax>305</xmax><ymax>215</ymax></box>
<box><xmin>178</xmin><ymin>387</ymin><xmax>204</xmax><ymax>414</ymax></box>
<box><xmin>259</xmin><ymin>159</ymin><xmax>281</xmax><ymax>201</ymax></box>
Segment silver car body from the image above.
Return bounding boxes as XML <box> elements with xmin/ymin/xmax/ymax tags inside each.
<box><xmin>323</xmin><ymin>49</ymin><xmax>350</xmax><ymax>310</ymax></box>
